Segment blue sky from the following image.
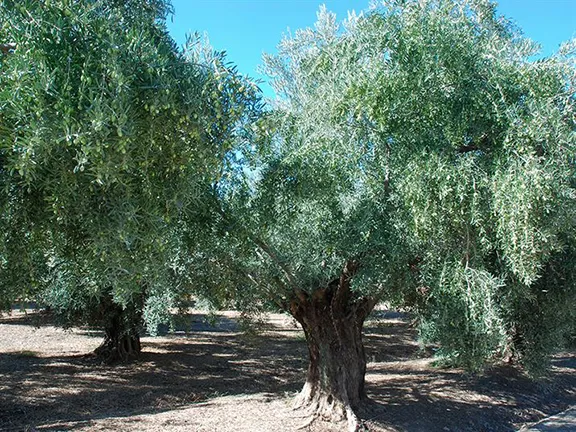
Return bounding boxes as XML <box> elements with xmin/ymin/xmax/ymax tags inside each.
<box><xmin>167</xmin><ymin>0</ymin><xmax>576</xmax><ymax>95</ymax></box>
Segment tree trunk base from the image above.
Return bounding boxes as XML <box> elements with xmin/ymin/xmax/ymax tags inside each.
<box><xmin>294</xmin><ymin>382</ymin><xmax>362</xmax><ymax>432</ymax></box>
<box><xmin>94</xmin><ymin>333</ymin><xmax>141</xmax><ymax>363</ymax></box>
<box><xmin>288</xmin><ymin>261</ymin><xmax>377</xmax><ymax>432</ymax></box>
<box><xmin>94</xmin><ymin>293</ymin><xmax>143</xmax><ymax>364</ymax></box>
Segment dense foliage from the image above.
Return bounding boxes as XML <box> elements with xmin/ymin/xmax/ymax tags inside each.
<box><xmin>0</xmin><ymin>0</ymin><xmax>259</xmax><ymax>352</ymax></box>
<box><xmin>197</xmin><ymin>0</ymin><xmax>575</xmax><ymax>425</ymax></box>
<box><xmin>266</xmin><ymin>0</ymin><xmax>576</xmax><ymax>372</ymax></box>
<box><xmin>0</xmin><ymin>0</ymin><xmax>573</xmax><ymax>426</ymax></box>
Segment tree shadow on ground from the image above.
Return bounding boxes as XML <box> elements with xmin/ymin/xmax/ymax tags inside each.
<box><xmin>0</xmin><ymin>309</ymin><xmax>53</xmax><ymax>327</ymax></box>
<box><xmin>0</xmin><ymin>312</ymin><xmax>309</xmax><ymax>431</ymax></box>
<box><xmin>361</xmin><ymin>327</ymin><xmax>576</xmax><ymax>432</ymax></box>
<box><xmin>0</xmin><ymin>312</ymin><xmax>574</xmax><ymax>432</ymax></box>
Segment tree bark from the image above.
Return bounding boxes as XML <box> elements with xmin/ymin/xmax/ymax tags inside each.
<box><xmin>0</xmin><ymin>43</ymin><xmax>16</xmax><ymax>54</ymax></box>
<box><xmin>289</xmin><ymin>261</ymin><xmax>376</xmax><ymax>431</ymax></box>
<box><xmin>94</xmin><ymin>295</ymin><xmax>142</xmax><ymax>363</ymax></box>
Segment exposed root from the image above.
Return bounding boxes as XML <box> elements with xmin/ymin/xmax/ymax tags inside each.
<box><xmin>293</xmin><ymin>382</ymin><xmax>315</xmax><ymax>410</ymax></box>
<box><xmin>94</xmin><ymin>335</ymin><xmax>141</xmax><ymax>364</ymax></box>
<box><xmin>295</xmin><ymin>414</ymin><xmax>317</xmax><ymax>430</ymax></box>
<box><xmin>345</xmin><ymin>404</ymin><xmax>360</xmax><ymax>432</ymax></box>
<box><xmin>293</xmin><ymin>385</ymin><xmax>362</xmax><ymax>432</ymax></box>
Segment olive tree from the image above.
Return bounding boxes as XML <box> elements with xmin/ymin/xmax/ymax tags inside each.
<box><xmin>0</xmin><ymin>0</ymin><xmax>259</xmax><ymax>360</ymax></box>
<box><xmin>208</xmin><ymin>0</ymin><xmax>575</xmax><ymax>429</ymax></box>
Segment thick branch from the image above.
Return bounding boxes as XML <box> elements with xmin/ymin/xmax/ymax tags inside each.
<box><xmin>0</xmin><ymin>43</ymin><xmax>16</xmax><ymax>54</ymax></box>
<box><xmin>355</xmin><ymin>297</ymin><xmax>379</xmax><ymax>325</ymax></box>
<box><xmin>332</xmin><ymin>259</ymin><xmax>360</xmax><ymax>311</ymax></box>
<box><xmin>457</xmin><ymin>144</ymin><xmax>480</xmax><ymax>153</ymax></box>
<box><xmin>458</xmin><ymin>134</ymin><xmax>491</xmax><ymax>154</ymax></box>
<box><xmin>211</xmin><ymin>196</ymin><xmax>305</xmax><ymax>302</ymax></box>
<box><xmin>250</xmin><ymin>237</ymin><xmax>293</xmax><ymax>284</ymax></box>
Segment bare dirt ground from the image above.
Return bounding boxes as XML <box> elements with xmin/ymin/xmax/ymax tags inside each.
<box><xmin>0</xmin><ymin>310</ymin><xmax>574</xmax><ymax>432</ymax></box>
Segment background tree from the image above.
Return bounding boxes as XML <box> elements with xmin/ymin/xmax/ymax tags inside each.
<box><xmin>204</xmin><ymin>0</ymin><xmax>576</xmax><ymax>429</ymax></box>
<box><xmin>0</xmin><ymin>0</ymin><xmax>259</xmax><ymax>361</ymax></box>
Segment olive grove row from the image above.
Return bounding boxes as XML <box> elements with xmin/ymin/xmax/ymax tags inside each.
<box><xmin>1</xmin><ymin>1</ymin><xmax>575</xmax><ymax>430</ymax></box>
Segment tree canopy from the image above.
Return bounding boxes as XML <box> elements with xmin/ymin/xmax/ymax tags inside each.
<box><xmin>201</xmin><ymin>0</ymin><xmax>576</xmax><ymax>428</ymax></box>
<box><xmin>0</xmin><ymin>0</ymin><xmax>574</xmax><ymax>428</ymax></box>
<box><xmin>0</xmin><ymin>0</ymin><xmax>260</xmax><ymax>358</ymax></box>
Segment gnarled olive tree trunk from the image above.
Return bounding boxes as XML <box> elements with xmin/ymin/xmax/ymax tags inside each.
<box><xmin>289</xmin><ymin>261</ymin><xmax>377</xmax><ymax>431</ymax></box>
<box><xmin>94</xmin><ymin>293</ymin><xmax>143</xmax><ymax>363</ymax></box>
